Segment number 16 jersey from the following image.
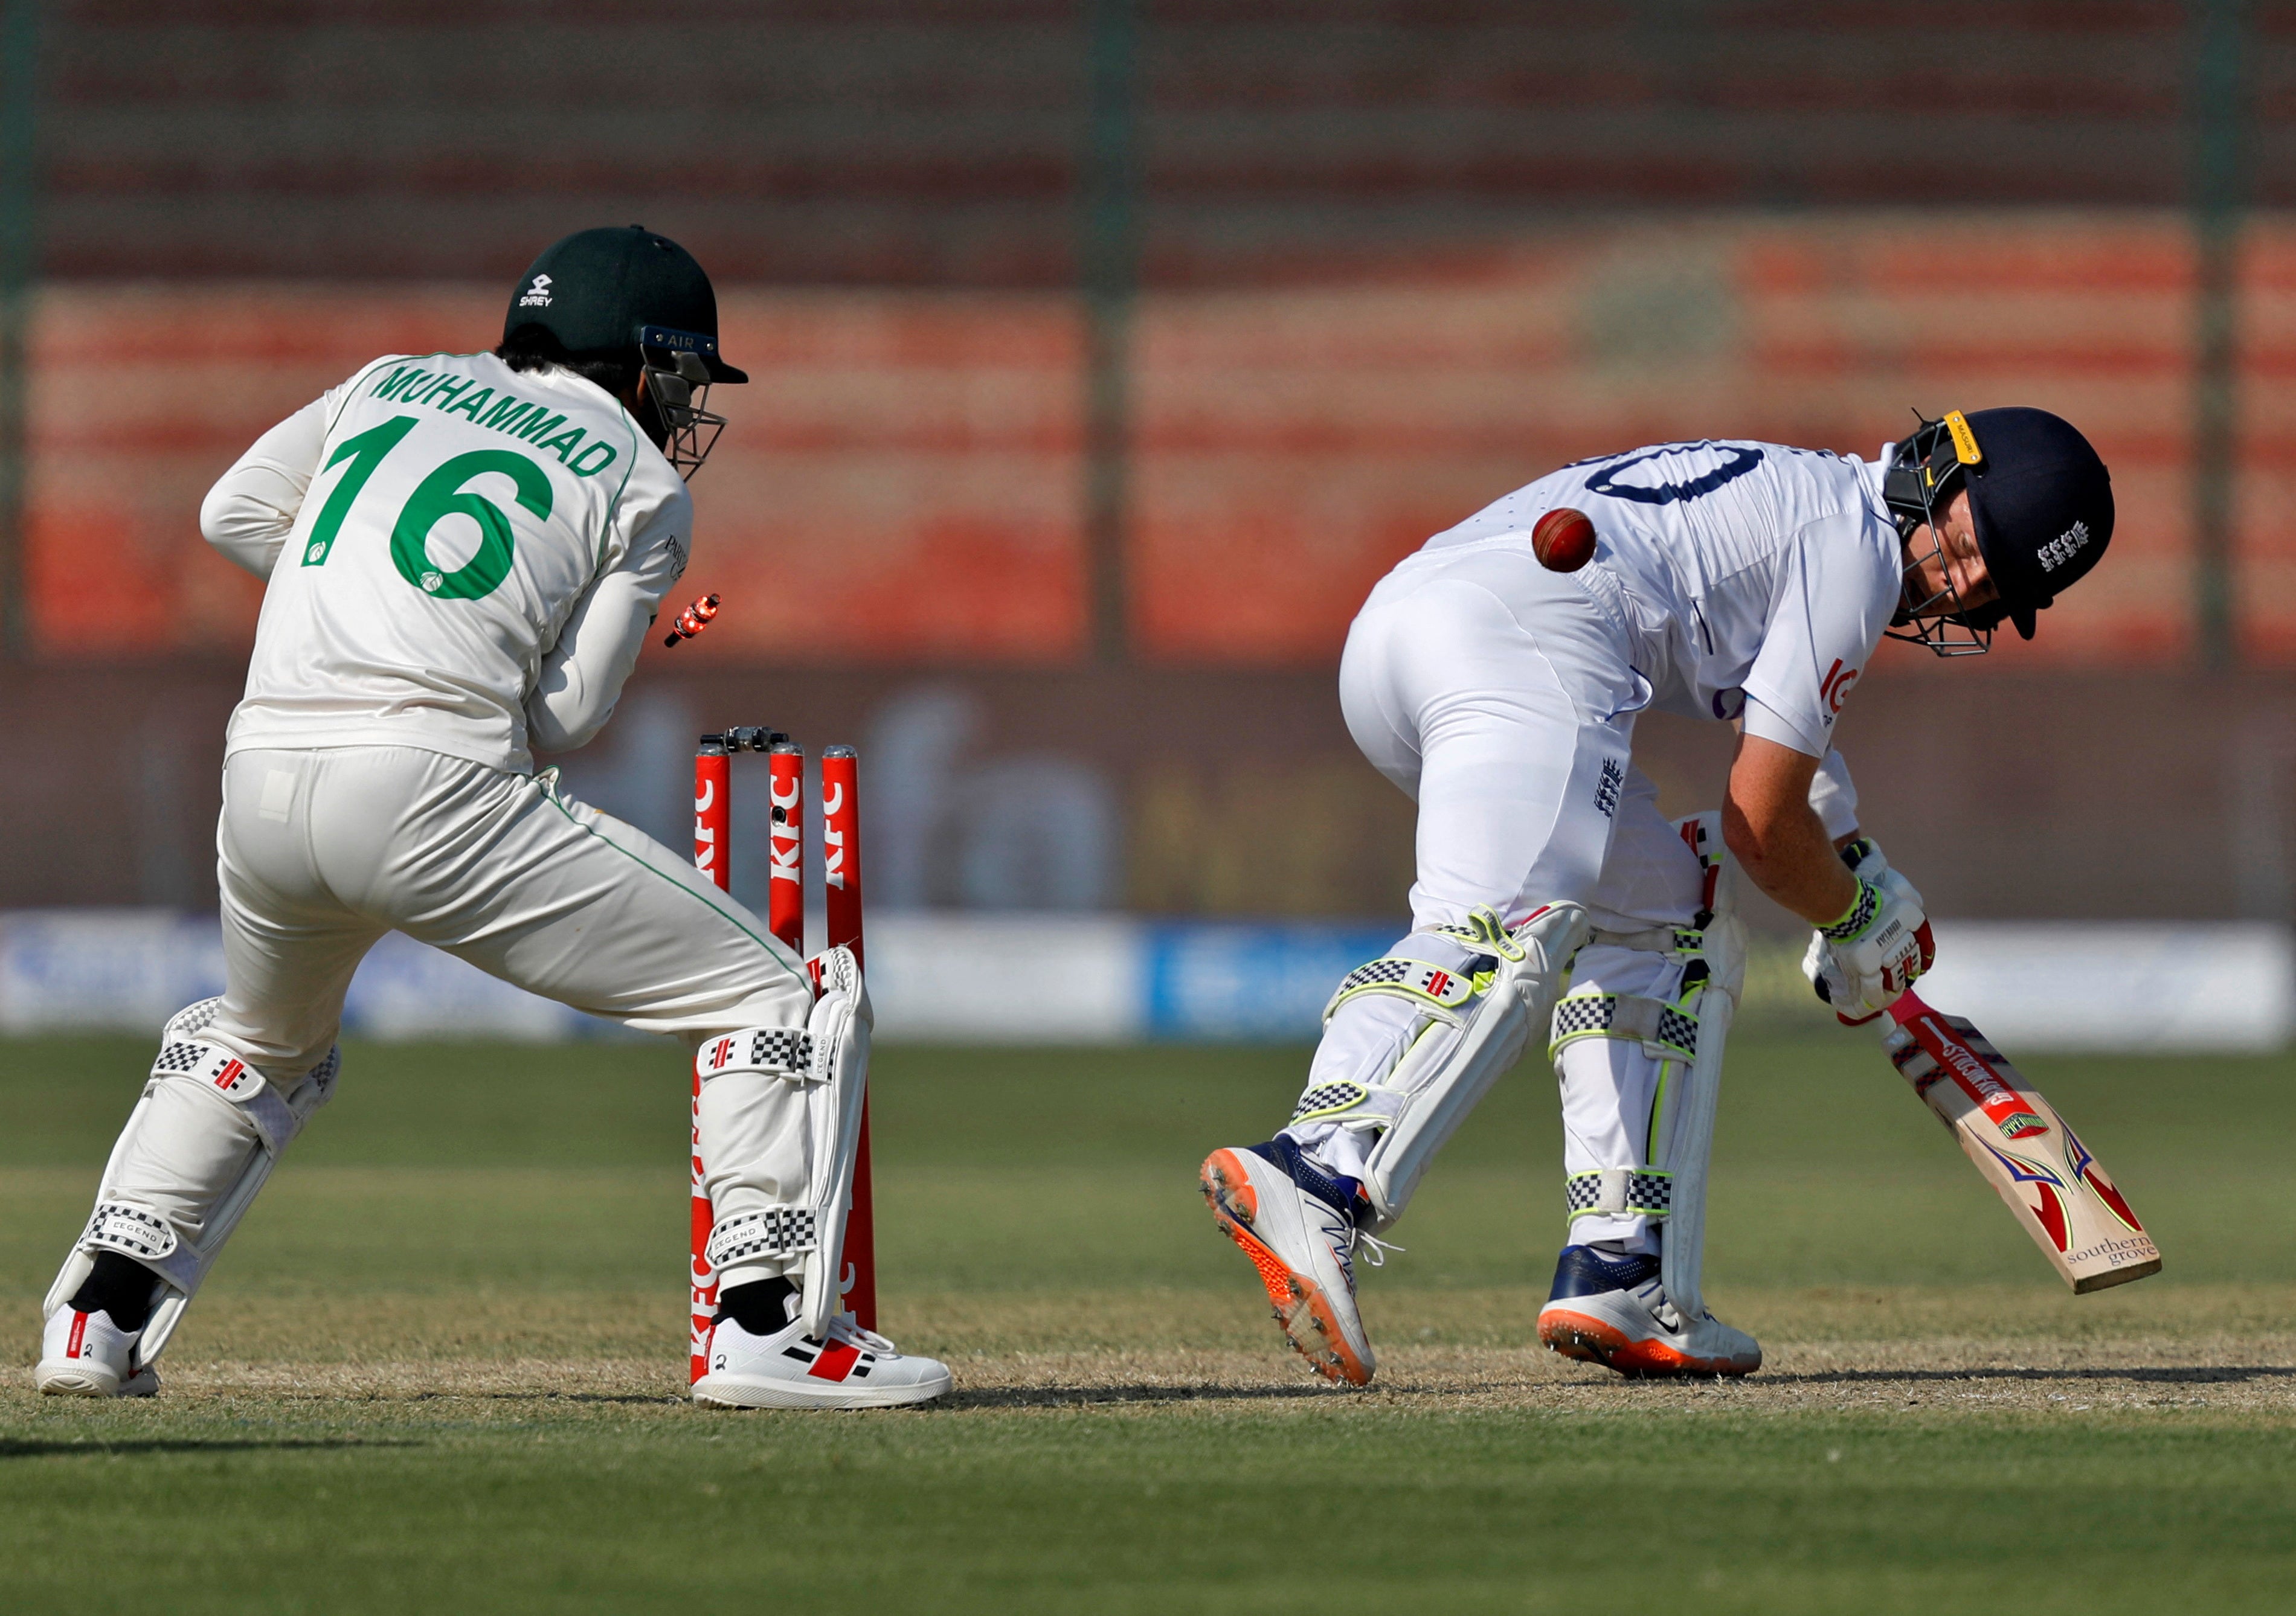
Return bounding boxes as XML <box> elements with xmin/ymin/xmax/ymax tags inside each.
<box><xmin>219</xmin><ymin>350</ymin><xmax>693</xmax><ymax>773</ymax></box>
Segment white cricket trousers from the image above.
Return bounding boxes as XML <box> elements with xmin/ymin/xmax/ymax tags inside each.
<box><xmin>197</xmin><ymin>745</ymin><xmax>816</xmax><ymax>1272</ymax></box>
<box><xmin>1303</xmin><ymin>543</ymin><xmax>1706</xmax><ymax>1251</ymax></box>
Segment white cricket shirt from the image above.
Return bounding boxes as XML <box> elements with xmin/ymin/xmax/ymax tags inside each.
<box><xmin>1425</xmin><ymin>440</ymin><xmax>1902</xmax><ymax>756</ymax></box>
<box><xmin>204</xmin><ymin>352</ymin><xmax>693</xmax><ymax>773</ymax></box>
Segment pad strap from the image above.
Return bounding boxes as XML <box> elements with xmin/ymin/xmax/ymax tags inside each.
<box><xmin>80</xmin><ymin>1201</ymin><xmax>181</xmax><ymax>1263</ymax></box>
<box><xmin>1323</xmin><ymin>958</ymin><xmax>1478</xmax><ymax>1023</ymax></box>
<box><xmin>1566</xmin><ymin>1167</ymin><xmax>1673</xmax><ymax>1220</ymax></box>
<box><xmin>1426</xmin><ymin>904</ymin><xmax>1535</xmax><ymax>963</ymax></box>
<box><xmin>696</xmin><ymin>1027</ymin><xmax>817</xmax><ymax>1084</ymax></box>
<box><xmin>1322</xmin><ymin>906</ymin><xmax>1560</xmax><ymax>1027</ymax></box>
<box><xmin>152</xmin><ymin>1039</ymin><xmax>302</xmax><ymax>1155</ymax></box>
<box><xmin>705</xmin><ymin>1206</ymin><xmax>818</xmax><ymax>1268</ymax></box>
<box><xmin>1587</xmin><ymin>924</ymin><xmax>1704</xmax><ymax>956</ymax></box>
<box><xmin>1549</xmin><ymin>993</ymin><xmax>1698</xmax><ymax>1061</ymax></box>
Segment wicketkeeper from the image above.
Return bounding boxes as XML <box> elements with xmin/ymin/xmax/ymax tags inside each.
<box><xmin>36</xmin><ymin>226</ymin><xmax>948</xmax><ymax>1408</ymax></box>
<box><xmin>1203</xmin><ymin>411</ymin><xmax>2113</xmax><ymax>1382</ymax></box>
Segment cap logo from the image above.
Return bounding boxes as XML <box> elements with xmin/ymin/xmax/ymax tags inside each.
<box><xmin>2037</xmin><ymin>520</ymin><xmax>2091</xmax><ymax>574</ymax></box>
<box><xmin>517</xmin><ymin>274</ymin><xmax>553</xmax><ymax>309</ymax></box>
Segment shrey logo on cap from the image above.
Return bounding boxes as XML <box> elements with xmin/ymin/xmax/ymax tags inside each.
<box><xmin>2037</xmin><ymin>520</ymin><xmax>2091</xmax><ymax>574</ymax></box>
<box><xmin>517</xmin><ymin>274</ymin><xmax>553</xmax><ymax>309</ymax></box>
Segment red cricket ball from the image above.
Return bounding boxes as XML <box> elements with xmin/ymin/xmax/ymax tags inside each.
<box><xmin>1532</xmin><ymin>507</ymin><xmax>1598</xmax><ymax>572</ymax></box>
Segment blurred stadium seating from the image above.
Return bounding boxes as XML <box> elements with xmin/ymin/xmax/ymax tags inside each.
<box><xmin>5</xmin><ymin>1</ymin><xmax>2294</xmax><ymax>935</ymax></box>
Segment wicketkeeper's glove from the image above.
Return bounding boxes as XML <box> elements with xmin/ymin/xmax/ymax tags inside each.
<box><xmin>1801</xmin><ymin>837</ymin><xmax>1935</xmax><ymax>1025</ymax></box>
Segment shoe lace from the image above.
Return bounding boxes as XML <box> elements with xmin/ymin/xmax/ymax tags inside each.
<box><xmin>825</xmin><ymin>1311</ymin><xmax>898</xmax><ymax>1354</ymax></box>
<box><xmin>1303</xmin><ymin>1183</ymin><xmax>1406</xmax><ymax>1271</ymax></box>
<box><xmin>1285</xmin><ymin>1138</ymin><xmax>1408</xmax><ymax>1276</ymax></box>
<box><xmin>1350</xmin><ymin>1228</ymin><xmax>1406</xmax><ymax>1269</ymax></box>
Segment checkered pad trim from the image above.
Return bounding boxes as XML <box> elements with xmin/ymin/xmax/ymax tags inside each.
<box><xmin>706</xmin><ymin>1207</ymin><xmax>817</xmax><ymax>1267</ymax></box>
<box><xmin>149</xmin><ymin>1039</ymin><xmax>265</xmax><ymax>1101</ymax></box>
<box><xmin>83</xmin><ymin>1201</ymin><xmax>178</xmax><ymax>1261</ymax></box>
<box><xmin>1327</xmin><ymin>957</ymin><xmax>1476</xmax><ymax>1018</ymax></box>
<box><xmin>1564</xmin><ymin>1170</ymin><xmax>1672</xmax><ymax>1219</ymax></box>
<box><xmin>165</xmin><ymin>997</ymin><xmax>224</xmax><ymax>1039</ymax></box>
<box><xmin>1340</xmin><ymin>959</ymin><xmax>1478</xmax><ymax>1010</ymax></box>
<box><xmin>696</xmin><ymin>1028</ymin><xmax>815</xmax><ymax>1080</ymax></box>
<box><xmin>1549</xmin><ymin>995</ymin><xmax>1697</xmax><ymax>1056</ymax></box>
<box><xmin>1291</xmin><ymin>1080</ymin><xmax>1371</xmax><ymax>1122</ymax></box>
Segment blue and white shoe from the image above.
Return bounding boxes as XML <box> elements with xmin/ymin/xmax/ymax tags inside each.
<box><xmin>1200</xmin><ymin>1135</ymin><xmax>1383</xmax><ymax>1385</ymax></box>
<box><xmin>1537</xmin><ymin>1244</ymin><xmax>1761</xmax><ymax>1377</ymax></box>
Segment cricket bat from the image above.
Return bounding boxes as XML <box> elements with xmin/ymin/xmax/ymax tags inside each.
<box><xmin>1879</xmin><ymin>989</ymin><xmax>2161</xmax><ymax>1294</ymax></box>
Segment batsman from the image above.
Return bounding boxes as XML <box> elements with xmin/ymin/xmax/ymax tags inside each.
<box><xmin>1202</xmin><ymin>409</ymin><xmax>2114</xmax><ymax>1382</ymax></box>
<box><xmin>34</xmin><ymin>226</ymin><xmax>949</xmax><ymax>1409</ymax></box>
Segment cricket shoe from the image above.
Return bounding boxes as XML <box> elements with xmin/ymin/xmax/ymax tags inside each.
<box><xmin>692</xmin><ymin>1311</ymin><xmax>951</xmax><ymax>1410</ymax></box>
<box><xmin>35</xmin><ymin>1306</ymin><xmax>159</xmax><ymax>1398</ymax></box>
<box><xmin>1200</xmin><ymin>1135</ymin><xmax>1386</xmax><ymax>1387</ymax></box>
<box><xmin>1535</xmin><ymin>1245</ymin><xmax>1761</xmax><ymax>1377</ymax></box>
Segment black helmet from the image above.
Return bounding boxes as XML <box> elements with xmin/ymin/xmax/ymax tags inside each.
<box><xmin>503</xmin><ymin>226</ymin><xmax>745</xmax><ymax>478</ymax></box>
<box><xmin>1882</xmin><ymin>406</ymin><xmax>2112</xmax><ymax>644</ymax></box>
<box><xmin>503</xmin><ymin>225</ymin><xmax>747</xmax><ymax>384</ymax></box>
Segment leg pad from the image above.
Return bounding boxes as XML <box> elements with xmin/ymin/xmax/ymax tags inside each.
<box><xmin>43</xmin><ymin>999</ymin><xmax>340</xmax><ymax>1366</ymax></box>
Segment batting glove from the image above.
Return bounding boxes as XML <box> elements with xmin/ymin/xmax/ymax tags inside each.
<box><xmin>1802</xmin><ymin>838</ymin><xmax>1935</xmax><ymax>1025</ymax></box>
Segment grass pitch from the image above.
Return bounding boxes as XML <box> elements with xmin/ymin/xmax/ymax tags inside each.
<box><xmin>4</xmin><ymin>1029</ymin><xmax>2295</xmax><ymax>1612</ymax></box>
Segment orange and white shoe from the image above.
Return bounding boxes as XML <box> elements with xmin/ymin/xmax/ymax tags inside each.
<box><xmin>1200</xmin><ymin>1136</ymin><xmax>1383</xmax><ymax>1387</ymax></box>
<box><xmin>1535</xmin><ymin>1245</ymin><xmax>1760</xmax><ymax>1377</ymax></box>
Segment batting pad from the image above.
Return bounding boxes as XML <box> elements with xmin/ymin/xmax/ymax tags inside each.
<box><xmin>1659</xmin><ymin>812</ymin><xmax>1745</xmax><ymax>1322</ymax></box>
<box><xmin>799</xmin><ymin>946</ymin><xmax>872</xmax><ymax>1342</ymax></box>
<box><xmin>1356</xmin><ymin>901</ymin><xmax>1590</xmax><ymax>1230</ymax></box>
<box><xmin>45</xmin><ymin>998</ymin><xmax>340</xmax><ymax>1364</ymax></box>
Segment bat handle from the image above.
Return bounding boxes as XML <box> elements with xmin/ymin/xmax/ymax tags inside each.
<box><xmin>1840</xmin><ymin>986</ymin><xmax>1928</xmax><ymax>1036</ymax></box>
<box><xmin>1869</xmin><ymin>989</ymin><xmax>1932</xmax><ymax>1052</ymax></box>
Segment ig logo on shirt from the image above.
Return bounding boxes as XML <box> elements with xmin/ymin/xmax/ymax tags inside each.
<box><xmin>1819</xmin><ymin>659</ymin><xmax>1860</xmax><ymax>717</ymax></box>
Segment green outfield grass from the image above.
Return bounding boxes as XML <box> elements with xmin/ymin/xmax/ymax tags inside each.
<box><xmin>4</xmin><ymin>1030</ymin><xmax>2295</xmax><ymax>1613</ymax></box>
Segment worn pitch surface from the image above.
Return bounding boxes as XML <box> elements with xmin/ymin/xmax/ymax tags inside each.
<box><xmin>4</xmin><ymin>1035</ymin><xmax>2294</xmax><ymax>1612</ymax></box>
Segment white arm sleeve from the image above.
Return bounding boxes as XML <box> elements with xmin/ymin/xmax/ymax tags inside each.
<box><xmin>525</xmin><ymin>569</ymin><xmax>658</xmax><ymax>754</ymax></box>
<box><xmin>525</xmin><ymin>487</ymin><xmax>692</xmax><ymax>755</ymax></box>
<box><xmin>1807</xmin><ymin>746</ymin><xmax>1860</xmax><ymax>841</ymax></box>
<box><xmin>198</xmin><ymin>398</ymin><xmax>329</xmax><ymax>580</ymax></box>
<box><xmin>1740</xmin><ymin>694</ymin><xmax>1815</xmax><ymax>755</ymax></box>
<box><xmin>1740</xmin><ymin>515</ymin><xmax>1899</xmax><ymax>756</ymax></box>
